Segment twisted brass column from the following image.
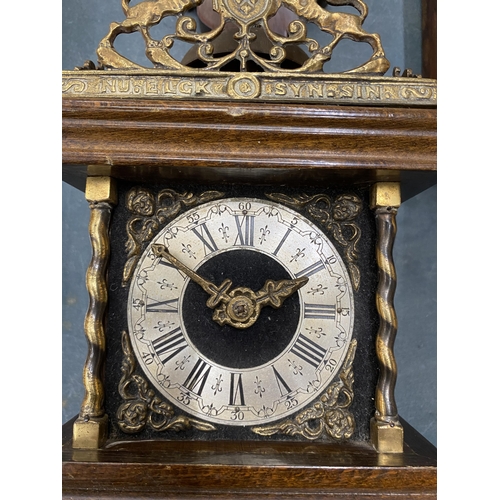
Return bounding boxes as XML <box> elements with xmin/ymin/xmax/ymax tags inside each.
<box><xmin>369</xmin><ymin>182</ymin><xmax>404</xmax><ymax>453</ymax></box>
<box><xmin>73</xmin><ymin>175</ymin><xmax>117</xmax><ymax>449</ymax></box>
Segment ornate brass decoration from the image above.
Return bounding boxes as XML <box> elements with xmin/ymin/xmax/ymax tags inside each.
<box><xmin>96</xmin><ymin>0</ymin><xmax>388</xmax><ymax>75</ymax></box>
<box><xmin>266</xmin><ymin>192</ymin><xmax>362</xmax><ymax>290</ymax></box>
<box><xmin>252</xmin><ymin>339</ymin><xmax>356</xmax><ymax>440</ymax></box>
<box><xmin>123</xmin><ymin>187</ymin><xmax>224</xmax><ymax>285</ymax></box>
<box><xmin>118</xmin><ymin>330</ymin><xmax>217</xmax><ymax>433</ymax></box>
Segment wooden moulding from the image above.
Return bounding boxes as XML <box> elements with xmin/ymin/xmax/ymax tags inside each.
<box><xmin>62</xmin><ymin>98</ymin><xmax>436</xmax><ymax>200</ymax></box>
<box><xmin>62</xmin><ymin>417</ymin><xmax>436</xmax><ymax>499</ymax></box>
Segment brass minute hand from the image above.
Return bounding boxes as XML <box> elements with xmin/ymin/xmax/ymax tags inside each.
<box><xmin>255</xmin><ymin>277</ymin><xmax>309</xmax><ymax>309</ymax></box>
<box><xmin>151</xmin><ymin>244</ymin><xmax>232</xmax><ymax>309</ymax></box>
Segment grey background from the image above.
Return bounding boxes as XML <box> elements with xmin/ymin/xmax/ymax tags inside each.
<box><xmin>62</xmin><ymin>0</ymin><xmax>436</xmax><ymax>446</ymax></box>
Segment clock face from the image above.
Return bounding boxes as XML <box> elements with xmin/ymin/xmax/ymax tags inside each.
<box><xmin>127</xmin><ymin>198</ymin><xmax>354</xmax><ymax>426</ymax></box>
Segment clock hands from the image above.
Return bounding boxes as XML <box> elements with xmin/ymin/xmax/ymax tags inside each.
<box><xmin>151</xmin><ymin>244</ymin><xmax>308</xmax><ymax>329</ymax></box>
<box><xmin>151</xmin><ymin>244</ymin><xmax>233</xmax><ymax>309</ymax></box>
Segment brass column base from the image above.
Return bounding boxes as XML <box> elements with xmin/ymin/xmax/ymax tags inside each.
<box><xmin>370</xmin><ymin>417</ymin><xmax>404</xmax><ymax>453</ymax></box>
<box><xmin>73</xmin><ymin>414</ymin><xmax>109</xmax><ymax>449</ymax></box>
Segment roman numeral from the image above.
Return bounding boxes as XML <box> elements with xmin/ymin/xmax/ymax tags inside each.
<box><xmin>146</xmin><ymin>297</ymin><xmax>179</xmax><ymax>314</ymax></box>
<box><xmin>192</xmin><ymin>223</ymin><xmax>218</xmax><ymax>254</ymax></box>
<box><xmin>229</xmin><ymin>373</ymin><xmax>245</xmax><ymax>406</ymax></box>
<box><xmin>234</xmin><ymin>215</ymin><xmax>255</xmax><ymax>246</ymax></box>
<box><xmin>295</xmin><ymin>260</ymin><xmax>325</xmax><ymax>278</ymax></box>
<box><xmin>290</xmin><ymin>333</ymin><xmax>327</xmax><ymax>368</ymax></box>
<box><xmin>157</xmin><ymin>258</ymin><xmax>186</xmax><ymax>278</ymax></box>
<box><xmin>304</xmin><ymin>303</ymin><xmax>336</xmax><ymax>320</ymax></box>
<box><xmin>272</xmin><ymin>365</ymin><xmax>292</xmax><ymax>397</ymax></box>
<box><xmin>152</xmin><ymin>326</ymin><xmax>187</xmax><ymax>364</ymax></box>
<box><xmin>183</xmin><ymin>358</ymin><xmax>212</xmax><ymax>396</ymax></box>
<box><xmin>273</xmin><ymin>228</ymin><xmax>292</xmax><ymax>256</ymax></box>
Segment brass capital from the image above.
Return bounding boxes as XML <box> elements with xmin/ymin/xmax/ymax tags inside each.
<box><xmin>72</xmin><ymin>414</ymin><xmax>109</xmax><ymax>449</ymax></box>
<box><xmin>370</xmin><ymin>182</ymin><xmax>401</xmax><ymax>210</ymax></box>
<box><xmin>85</xmin><ymin>175</ymin><xmax>117</xmax><ymax>204</ymax></box>
<box><xmin>370</xmin><ymin>417</ymin><xmax>404</xmax><ymax>453</ymax></box>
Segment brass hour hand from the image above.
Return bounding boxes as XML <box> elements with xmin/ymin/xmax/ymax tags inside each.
<box><xmin>256</xmin><ymin>277</ymin><xmax>309</xmax><ymax>309</ymax></box>
<box><xmin>151</xmin><ymin>244</ymin><xmax>232</xmax><ymax>309</ymax></box>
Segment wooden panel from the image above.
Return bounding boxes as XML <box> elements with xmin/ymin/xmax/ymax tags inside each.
<box><xmin>422</xmin><ymin>0</ymin><xmax>437</xmax><ymax>79</ymax></box>
<box><xmin>62</xmin><ymin>417</ymin><xmax>436</xmax><ymax>499</ymax></box>
<box><xmin>62</xmin><ymin>98</ymin><xmax>436</xmax><ymax>198</ymax></box>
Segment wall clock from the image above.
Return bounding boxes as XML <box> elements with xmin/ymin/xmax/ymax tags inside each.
<box><xmin>62</xmin><ymin>0</ymin><xmax>436</xmax><ymax>497</ymax></box>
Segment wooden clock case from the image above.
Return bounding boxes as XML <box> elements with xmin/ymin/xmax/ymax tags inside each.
<box><xmin>62</xmin><ymin>95</ymin><xmax>436</xmax><ymax>499</ymax></box>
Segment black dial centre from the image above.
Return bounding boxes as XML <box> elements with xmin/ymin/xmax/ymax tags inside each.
<box><xmin>182</xmin><ymin>249</ymin><xmax>301</xmax><ymax>370</ymax></box>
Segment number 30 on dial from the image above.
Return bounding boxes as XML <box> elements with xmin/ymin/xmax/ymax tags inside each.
<box><xmin>127</xmin><ymin>198</ymin><xmax>354</xmax><ymax>425</ymax></box>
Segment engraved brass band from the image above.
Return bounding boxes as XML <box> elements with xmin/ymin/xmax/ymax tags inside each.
<box><xmin>369</xmin><ymin>182</ymin><xmax>403</xmax><ymax>453</ymax></box>
<box><xmin>73</xmin><ymin>176</ymin><xmax>116</xmax><ymax>449</ymax></box>
<box><xmin>62</xmin><ymin>71</ymin><xmax>436</xmax><ymax>106</ymax></box>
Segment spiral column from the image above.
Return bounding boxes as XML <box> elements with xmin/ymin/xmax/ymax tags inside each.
<box><xmin>73</xmin><ymin>175</ymin><xmax>117</xmax><ymax>449</ymax></box>
<box><xmin>369</xmin><ymin>182</ymin><xmax>404</xmax><ymax>453</ymax></box>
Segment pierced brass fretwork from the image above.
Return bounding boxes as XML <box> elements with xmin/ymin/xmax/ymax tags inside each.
<box><xmin>96</xmin><ymin>0</ymin><xmax>389</xmax><ymax>75</ymax></box>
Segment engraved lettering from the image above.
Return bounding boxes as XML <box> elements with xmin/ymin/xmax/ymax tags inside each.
<box><xmin>192</xmin><ymin>223</ymin><xmax>218</xmax><ymax>254</ymax></box>
<box><xmin>146</xmin><ymin>79</ymin><xmax>159</xmax><ymax>95</ymax></box>
<box><xmin>272</xmin><ymin>365</ymin><xmax>292</xmax><ymax>396</ymax></box>
<box><xmin>304</xmin><ymin>303</ymin><xmax>336</xmax><ymax>320</ymax></box>
<box><xmin>117</xmin><ymin>79</ymin><xmax>130</xmax><ymax>93</ymax></box>
<box><xmin>229</xmin><ymin>373</ymin><xmax>245</xmax><ymax>406</ymax></box>
<box><xmin>340</xmin><ymin>85</ymin><xmax>354</xmax><ymax>98</ymax></box>
<box><xmin>290</xmin><ymin>333</ymin><xmax>327</xmax><ymax>368</ymax></box>
<box><xmin>289</xmin><ymin>83</ymin><xmax>303</xmax><ymax>98</ymax></box>
<box><xmin>152</xmin><ymin>326</ymin><xmax>187</xmax><ymax>365</ymax></box>
<box><xmin>100</xmin><ymin>79</ymin><xmax>116</xmax><ymax>93</ymax></box>
<box><xmin>195</xmin><ymin>80</ymin><xmax>210</xmax><ymax>94</ymax></box>
<box><xmin>307</xmin><ymin>83</ymin><xmax>323</xmax><ymax>98</ymax></box>
<box><xmin>275</xmin><ymin>82</ymin><xmax>287</xmax><ymax>96</ymax></box>
<box><xmin>183</xmin><ymin>358</ymin><xmax>212</xmax><ymax>396</ymax></box>
<box><xmin>178</xmin><ymin>81</ymin><xmax>193</xmax><ymax>94</ymax></box>
<box><xmin>364</xmin><ymin>85</ymin><xmax>381</xmax><ymax>99</ymax></box>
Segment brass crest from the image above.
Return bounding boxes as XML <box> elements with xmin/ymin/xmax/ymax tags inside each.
<box><xmin>96</xmin><ymin>0</ymin><xmax>389</xmax><ymax>74</ymax></box>
<box><xmin>219</xmin><ymin>0</ymin><xmax>271</xmax><ymax>23</ymax></box>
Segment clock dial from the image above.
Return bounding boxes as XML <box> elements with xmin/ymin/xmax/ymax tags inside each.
<box><xmin>127</xmin><ymin>198</ymin><xmax>354</xmax><ymax>425</ymax></box>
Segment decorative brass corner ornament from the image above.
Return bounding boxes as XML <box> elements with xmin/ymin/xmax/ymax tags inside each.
<box><xmin>123</xmin><ymin>187</ymin><xmax>225</xmax><ymax>285</ymax></box>
<box><xmin>118</xmin><ymin>330</ymin><xmax>217</xmax><ymax>433</ymax></box>
<box><xmin>252</xmin><ymin>339</ymin><xmax>356</xmax><ymax>440</ymax></box>
<box><xmin>266</xmin><ymin>192</ymin><xmax>362</xmax><ymax>290</ymax></box>
<box><xmin>97</xmin><ymin>0</ymin><xmax>388</xmax><ymax>75</ymax></box>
